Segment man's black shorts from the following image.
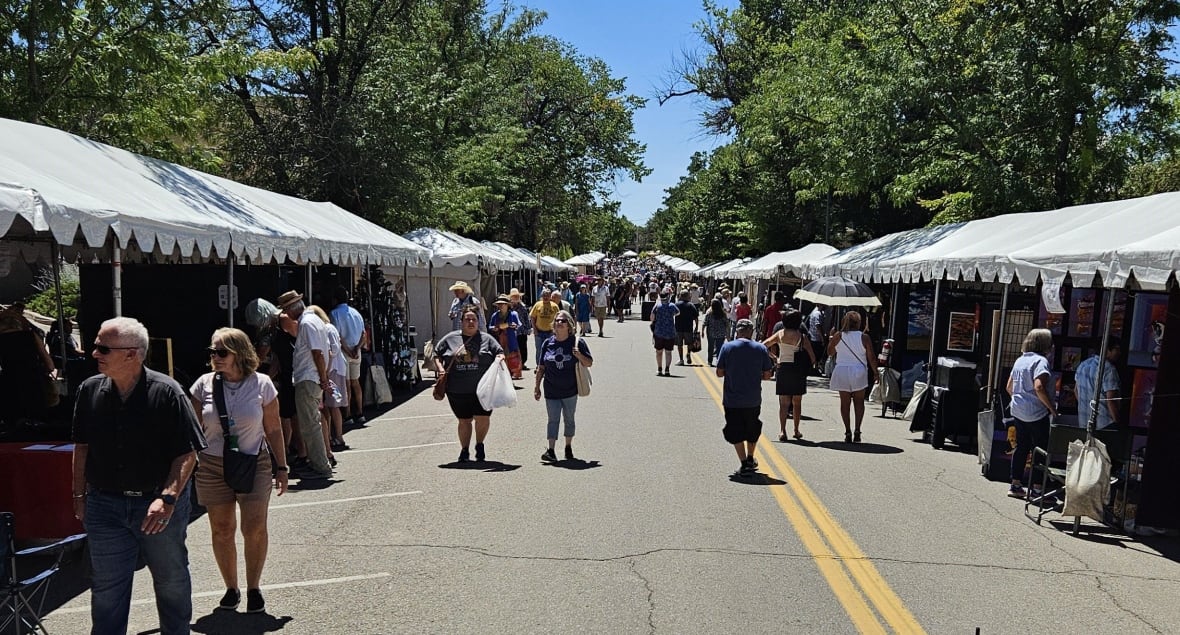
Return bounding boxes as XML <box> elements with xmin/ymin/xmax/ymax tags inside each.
<box><xmin>722</xmin><ymin>406</ymin><xmax>762</xmax><ymax>444</ymax></box>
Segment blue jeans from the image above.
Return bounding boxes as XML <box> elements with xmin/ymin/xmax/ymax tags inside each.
<box><xmin>533</xmin><ymin>331</ymin><xmax>552</xmax><ymax>366</ymax></box>
<box><xmin>707</xmin><ymin>336</ymin><xmax>725</xmax><ymax>364</ymax></box>
<box><xmin>85</xmin><ymin>489</ymin><xmax>193</xmax><ymax>635</ymax></box>
<box><xmin>545</xmin><ymin>396</ymin><xmax>578</xmax><ymax>440</ymax></box>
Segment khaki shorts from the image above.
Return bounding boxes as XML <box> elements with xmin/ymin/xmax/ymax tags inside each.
<box><xmin>593</xmin><ymin>306</ymin><xmax>607</xmax><ymax>320</ymax></box>
<box><xmin>346</xmin><ymin>354</ymin><xmax>362</xmax><ymax>380</ymax></box>
<box><xmin>195</xmin><ymin>451</ymin><xmax>273</xmax><ymax>506</ymax></box>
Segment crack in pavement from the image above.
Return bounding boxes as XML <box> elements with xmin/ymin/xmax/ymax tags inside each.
<box><xmin>1094</xmin><ymin>573</ymin><xmax>1164</xmax><ymax>634</ymax></box>
<box><xmin>270</xmin><ymin>541</ymin><xmax>1180</xmax><ymax>585</ymax></box>
<box><xmin>628</xmin><ymin>559</ymin><xmax>656</xmax><ymax>634</ymax></box>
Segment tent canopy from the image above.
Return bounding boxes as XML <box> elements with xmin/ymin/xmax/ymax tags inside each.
<box><xmin>403</xmin><ymin>228</ymin><xmax>518</xmax><ymax>270</ymax></box>
<box><xmin>731</xmin><ymin>243</ymin><xmax>837</xmax><ymax>279</ymax></box>
<box><xmin>620</xmin><ymin>249</ymin><xmax>638</xmax><ymax>257</ymax></box>
<box><xmin>564</xmin><ymin>251</ymin><xmax>605</xmax><ymax>266</ymax></box>
<box><xmin>809</xmin><ymin>191</ymin><xmax>1180</xmax><ymax>290</ymax></box>
<box><xmin>0</xmin><ymin>118</ymin><xmax>428</xmax><ymax>266</ymax></box>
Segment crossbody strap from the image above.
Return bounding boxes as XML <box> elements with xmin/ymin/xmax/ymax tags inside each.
<box><xmin>839</xmin><ymin>333</ymin><xmax>868</xmax><ymax>370</ymax></box>
<box><xmin>212</xmin><ymin>372</ymin><xmax>231</xmax><ymax>436</ymax></box>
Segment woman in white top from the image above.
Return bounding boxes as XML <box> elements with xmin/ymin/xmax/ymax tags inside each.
<box><xmin>827</xmin><ymin>312</ymin><xmax>878</xmax><ymax>443</ymax></box>
<box><xmin>190</xmin><ymin>327</ymin><xmax>287</xmax><ymax>613</ymax></box>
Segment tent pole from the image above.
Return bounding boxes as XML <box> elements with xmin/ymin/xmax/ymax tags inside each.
<box><xmin>428</xmin><ymin>261</ymin><xmax>436</xmax><ymax>341</ymax></box>
<box><xmin>227</xmin><ymin>253</ymin><xmax>235</xmax><ymax>327</ymax></box>
<box><xmin>1087</xmin><ymin>286</ymin><xmax>1118</xmax><ymax>438</ymax></box>
<box><xmin>402</xmin><ymin>261</ymin><xmax>410</xmax><ymax>329</ymax></box>
<box><xmin>113</xmin><ymin>245</ymin><xmax>123</xmax><ymax>317</ymax></box>
<box><xmin>889</xmin><ymin>282</ymin><xmax>900</xmax><ymax>342</ymax></box>
<box><xmin>926</xmin><ymin>279</ymin><xmax>942</xmax><ymax>372</ymax></box>
<box><xmin>305</xmin><ymin>263</ymin><xmax>313</xmax><ymax>305</ymax></box>
<box><xmin>365</xmin><ymin>265</ymin><xmax>376</xmax><ymax>341</ymax></box>
<box><xmin>52</xmin><ymin>244</ymin><xmax>68</xmax><ymax>383</ymax></box>
<box><xmin>988</xmin><ymin>282</ymin><xmax>1010</xmax><ymax>405</ymax></box>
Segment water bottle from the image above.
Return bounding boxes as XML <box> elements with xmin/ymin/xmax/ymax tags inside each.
<box><xmin>226</xmin><ymin>417</ymin><xmax>240</xmax><ymax>452</ymax></box>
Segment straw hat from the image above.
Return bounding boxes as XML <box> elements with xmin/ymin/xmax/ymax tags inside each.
<box><xmin>276</xmin><ymin>290</ymin><xmax>303</xmax><ymax>310</ymax></box>
<box><xmin>509</xmin><ymin>288</ymin><xmax>522</xmax><ymax>299</ymax></box>
<box><xmin>493</xmin><ymin>294</ymin><xmax>511</xmax><ymax>306</ymax></box>
<box><xmin>448</xmin><ymin>281</ymin><xmax>473</xmax><ymax>293</ymax></box>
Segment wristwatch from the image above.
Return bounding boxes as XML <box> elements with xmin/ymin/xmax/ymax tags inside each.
<box><xmin>158</xmin><ymin>493</ymin><xmax>177</xmax><ymax>506</ymax></box>
<box><xmin>275</xmin><ymin>465</ymin><xmax>290</xmax><ymax>473</ymax></box>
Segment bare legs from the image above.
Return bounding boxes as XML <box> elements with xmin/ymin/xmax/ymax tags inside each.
<box><xmin>778</xmin><ymin>395</ymin><xmax>803</xmax><ymax>439</ymax></box>
<box><xmin>206</xmin><ymin>499</ymin><xmax>270</xmax><ymax>592</ymax></box>
<box><xmin>838</xmin><ymin>389</ymin><xmax>866</xmax><ymax>441</ymax></box>
<box><xmin>456</xmin><ymin>415</ymin><xmax>492</xmax><ymax>450</ymax></box>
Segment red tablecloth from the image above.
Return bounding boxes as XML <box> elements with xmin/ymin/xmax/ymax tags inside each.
<box><xmin>0</xmin><ymin>442</ymin><xmax>84</xmax><ymax>540</ymax></box>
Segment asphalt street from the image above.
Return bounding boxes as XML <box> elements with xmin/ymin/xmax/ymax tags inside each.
<box><xmin>43</xmin><ymin>310</ymin><xmax>1180</xmax><ymax>634</ymax></box>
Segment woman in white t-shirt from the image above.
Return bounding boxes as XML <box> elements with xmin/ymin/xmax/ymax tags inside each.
<box><xmin>310</xmin><ymin>305</ymin><xmax>350</xmax><ymax>457</ymax></box>
<box><xmin>190</xmin><ymin>327</ymin><xmax>287</xmax><ymax>614</ymax></box>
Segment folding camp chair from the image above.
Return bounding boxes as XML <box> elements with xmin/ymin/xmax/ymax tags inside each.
<box><xmin>0</xmin><ymin>512</ymin><xmax>86</xmax><ymax>634</ymax></box>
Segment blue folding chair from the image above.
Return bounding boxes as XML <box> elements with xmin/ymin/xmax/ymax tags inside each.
<box><xmin>1</xmin><ymin>512</ymin><xmax>86</xmax><ymax>634</ymax></box>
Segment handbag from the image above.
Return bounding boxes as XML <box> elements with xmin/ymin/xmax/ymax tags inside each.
<box><xmin>575</xmin><ymin>360</ymin><xmax>592</xmax><ymax>397</ymax></box>
<box><xmin>690</xmin><ymin>332</ymin><xmax>702</xmax><ymax>353</ymax></box>
<box><xmin>213</xmin><ymin>372</ymin><xmax>259</xmax><ymax>494</ymax></box>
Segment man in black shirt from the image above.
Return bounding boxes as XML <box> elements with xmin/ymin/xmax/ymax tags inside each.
<box><xmin>71</xmin><ymin>317</ymin><xmax>206</xmax><ymax>635</ymax></box>
<box><xmin>674</xmin><ymin>289</ymin><xmax>700</xmax><ymax>366</ymax></box>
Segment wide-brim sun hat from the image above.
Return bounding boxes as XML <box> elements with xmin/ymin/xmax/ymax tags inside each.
<box><xmin>449</xmin><ymin>281</ymin><xmax>473</xmax><ymax>293</ymax></box>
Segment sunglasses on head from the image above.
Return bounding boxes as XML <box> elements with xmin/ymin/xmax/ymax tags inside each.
<box><xmin>207</xmin><ymin>347</ymin><xmax>232</xmax><ymax>358</ymax></box>
<box><xmin>92</xmin><ymin>344</ymin><xmax>137</xmax><ymax>355</ymax></box>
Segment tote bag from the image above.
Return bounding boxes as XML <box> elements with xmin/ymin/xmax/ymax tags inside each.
<box><xmin>575</xmin><ymin>362</ymin><xmax>592</xmax><ymax>397</ymax></box>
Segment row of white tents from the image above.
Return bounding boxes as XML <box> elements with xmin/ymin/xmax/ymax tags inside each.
<box><xmin>4</xmin><ymin>117</ymin><xmax>1180</xmax><ymax>341</ymax></box>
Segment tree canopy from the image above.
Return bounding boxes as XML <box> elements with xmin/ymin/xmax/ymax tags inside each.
<box><xmin>651</xmin><ymin>0</ymin><xmax>1180</xmax><ymax>263</ymax></box>
<box><xmin>0</xmin><ymin>0</ymin><xmax>648</xmax><ymax>254</ymax></box>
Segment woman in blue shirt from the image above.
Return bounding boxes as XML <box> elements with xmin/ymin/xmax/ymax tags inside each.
<box><xmin>1005</xmin><ymin>328</ymin><xmax>1057</xmax><ymax>498</ymax></box>
<box><xmin>575</xmin><ymin>284</ymin><xmax>593</xmax><ymax>336</ymax></box>
<box><xmin>534</xmin><ymin>310</ymin><xmax>593</xmax><ymax>462</ymax></box>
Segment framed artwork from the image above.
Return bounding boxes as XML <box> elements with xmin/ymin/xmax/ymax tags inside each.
<box><xmin>1102</xmin><ymin>291</ymin><xmax>1128</xmax><ymax>338</ymax></box>
<box><xmin>907</xmin><ymin>289</ymin><xmax>934</xmax><ymax>337</ymax></box>
<box><xmin>946</xmin><ymin>312</ymin><xmax>975</xmax><ymax>352</ymax></box>
<box><xmin>1039</xmin><ymin>292</ymin><xmax>1064</xmax><ymax>335</ymax></box>
<box><xmin>1128</xmin><ymin>294</ymin><xmax>1168</xmax><ymax>367</ymax></box>
<box><xmin>1068</xmin><ymin>289</ymin><xmax>1096</xmax><ymax>337</ymax></box>
<box><xmin>1129</xmin><ymin>369</ymin><xmax>1157</xmax><ymax>428</ymax></box>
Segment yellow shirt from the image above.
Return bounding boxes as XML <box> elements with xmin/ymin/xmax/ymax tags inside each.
<box><xmin>530</xmin><ymin>300</ymin><xmax>558</xmax><ymax>332</ymax></box>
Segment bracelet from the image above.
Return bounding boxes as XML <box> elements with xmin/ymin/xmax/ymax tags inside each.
<box><xmin>275</xmin><ymin>465</ymin><xmax>289</xmax><ymax>473</ymax></box>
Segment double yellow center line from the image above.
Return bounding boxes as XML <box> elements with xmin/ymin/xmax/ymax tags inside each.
<box><xmin>694</xmin><ymin>365</ymin><xmax>925</xmax><ymax>634</ymax></box>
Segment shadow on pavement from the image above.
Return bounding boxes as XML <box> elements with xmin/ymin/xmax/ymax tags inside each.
<box><xmin>437</xmin><ymin>460</ymin><xmax>521</xmax><ymax>472</ymax></box>
<box><xmin>816</xmin><ymin>441</ymin><xmax>904</xmax><ymax>454</ymax></box>
<box><xmin>728</xmin><ymin>472</ymin><xmax>786</xmax><ymax>486</ymax></box>
<box><xmin>778</xmin><ymin>438</ymin><xmax>820</xmax><ymax>448</ymax></box>
<box><xmin>542</xmin><ymin>459</ymin><xmax>601</xmax><ymax>470</ymax></box>
<box><xmin>286</xmin><ymin>478</ymin><xmax>338</xmax><ymax>491</ymax></box>
<box><xmin>192</xmin><ymin>611</ymin><xmax>294</xmax><ymax>634</ymax></box>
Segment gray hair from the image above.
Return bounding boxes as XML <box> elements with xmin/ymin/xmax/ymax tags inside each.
<box><xmin>1021</xmin><ymin>328</ymin><xmax>1054</xmax><ymax>355</ymax></box>
<box><xmin>286</xmin><ymin>300</ymin><xmax>306</xmax><ymax>314</ymax></box>
<box><xmin>102</xmin><ymin>317</ymin><xmax>149</xmax><ymax>356</ymax></box>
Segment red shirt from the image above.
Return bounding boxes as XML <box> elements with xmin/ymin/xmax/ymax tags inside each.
<box><xmin>735</xmin><ymin>303</ymin><xmax>752</xmax><ymax>320</ymax></box>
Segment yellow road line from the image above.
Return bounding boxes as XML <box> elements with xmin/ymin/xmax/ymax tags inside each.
<box><xmin>694</xmin><ymin>364</ymin><xmax>925</xmax><ymax>634</ymax></box>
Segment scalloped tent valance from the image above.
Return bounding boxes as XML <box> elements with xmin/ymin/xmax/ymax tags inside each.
<box><xmin>806</xmin><ymin>192</ymin><xmax>1180</xmax><ymax>290</ymax></box>
<box><xmin>0</xmin><ymin>119</ymin><xmax>429</xmax><ymax>267</ymax></box>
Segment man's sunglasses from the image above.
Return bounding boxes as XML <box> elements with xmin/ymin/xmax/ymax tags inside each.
<box><xmin>92</xmin><ymin>344</ymin><xmax>137</xmax><ymax>355</ymax></box>
<box><xmin>207</xmin><ymin>347</ymin><xmax>232</xmax><ymax>358</ymax></box>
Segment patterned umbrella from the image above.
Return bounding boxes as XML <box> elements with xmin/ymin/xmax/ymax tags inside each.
<box><xmin>794</xmin><ymin>276</ymin><xmax>882</xmax><ymax>307</ymax></box>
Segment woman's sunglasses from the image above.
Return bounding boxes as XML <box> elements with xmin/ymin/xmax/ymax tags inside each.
<box><xmin>553</xmin><ymin>318</ymin><xmax>570</xmax><ymax>324</ymax></box>
<box><xmin>207</xmin><ymin>347</ymin><xmax>232</xmax><ymax>358</ymax></box>
<box><xmin>92</xmin><ymin>344</ymin><xmax>137</xmax><ymax>355</ymax></box>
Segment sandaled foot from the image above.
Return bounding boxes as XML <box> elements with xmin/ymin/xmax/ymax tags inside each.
<box><xmin>793</xmin><ymin>431</ymin><xmax>803</xmax><ymax>440</ymax></box>
<box><xmin>853</xmin><ymin>431</ymin><xmax>861</xmax><ymax>443</ymax></box>
<box><xmin>779</xmin><ymin>433</ymin><xmax>789</xmax><ymax>442</ymax></box>
<box><xmin>844</xmin><ymin>432</ymin><xmax>852</xmax><ymax>443</ymax></box>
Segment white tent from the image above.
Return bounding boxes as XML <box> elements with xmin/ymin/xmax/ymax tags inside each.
<box><xmin>620</xmin><ymin>249</ymin><xmax>638</xmax><ymax>258</ymax></box>
<box><xmin>564</xmin><ymin>251</ymin><xmax>605</xmax><ymax>267</ymax></box>
<box><xmin>671</xmin><ymin>259</ymin><xmax>700</xmax><ymax>273</ymax></box>
<box><xmin>0</xmin><ymin>118</ymin><xmax>428</xmax><ymax>267</ymax></box>
<box><xmin>402</xmin><ymin>228</ymin><xmax>517</xmax><ymax>339</ymax></box>
<box><xmin>731</xmin><ymin>243</ymin><xmax>838</xmax><ymax>279</ymax></box>
<box><xmin>809</xmin><ymin>191</ymin><xmax>1180</xmax><ymax>290</ymax></box>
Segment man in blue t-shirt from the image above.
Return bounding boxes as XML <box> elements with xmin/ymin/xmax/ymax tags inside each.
<box><xmin>715</xmin><ymin>318</ymin><xmax>774</xmax><ymax>476</ymax></box>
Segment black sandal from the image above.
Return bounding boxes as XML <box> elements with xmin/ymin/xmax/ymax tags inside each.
<box><xmin>844</xmin><ymin>432</ymin><xmax>852</xmax><ymax>443</ymax></box>
<box><xmin>853</xmin><ymin>431</ymin><xmax>862</xmax><ymax>443</ymax></box>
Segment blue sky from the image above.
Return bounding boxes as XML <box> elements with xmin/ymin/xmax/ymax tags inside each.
<box><xmin>529</xmin><ymin>0</ymin><xmax>739</xmax><ymax>226</ymax></box>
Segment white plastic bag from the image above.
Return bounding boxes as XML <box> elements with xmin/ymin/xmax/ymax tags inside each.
<box><xmin>476</xmin><ymin>359</ymin><xmax>517</xmax><ymax>410</ymax></box>
<box><xmin>1063</xmin><ymin>438</ymin><xmax>1110</xmax><ymax>521</ymax></box>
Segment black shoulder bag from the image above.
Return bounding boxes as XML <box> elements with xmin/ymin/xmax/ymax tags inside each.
<box><xmin>213</xmin><ymin>372</ymin><xmax>259</xmax><ymax>493</ymax></box>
